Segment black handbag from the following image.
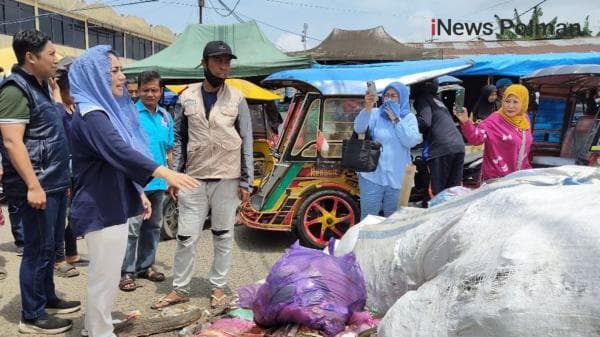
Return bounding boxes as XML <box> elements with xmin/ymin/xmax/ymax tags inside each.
<box><xmin>341</xmin><ymin>128</ymin><xmax>382</xmax><ymax>172</ymax></box>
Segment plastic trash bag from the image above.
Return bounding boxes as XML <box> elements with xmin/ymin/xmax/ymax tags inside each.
<box><xmin>238</xmin><ymin>242</ymin><xmax>367</xmax><ymax>336</ymax></box>
<box><xmin>428</xmin><ymin>186</ymin><xmax>472</xmax><ymax>207</ymax></box>
<box><xmin>334</xmin><ymin>166</ymin><xmax>600</xmax><ymax>337</ymax></box>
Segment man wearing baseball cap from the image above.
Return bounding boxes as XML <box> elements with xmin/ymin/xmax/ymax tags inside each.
<box><xmin>152</xmin><ymin>40</ymin><xmax>253</xmax><ymax>310</ymax></box>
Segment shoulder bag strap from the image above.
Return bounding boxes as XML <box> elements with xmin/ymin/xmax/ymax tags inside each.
<box><xmin>364</xmin><ymin>126</ymin><xmax>372</xmax><ymax>140</ymax></box>
<box><xmin>516</xmin><ymin>130</ymin><xmax>527</xmax><ymax>170</ymax></box>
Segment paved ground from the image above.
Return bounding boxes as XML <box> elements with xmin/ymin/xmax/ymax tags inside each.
<box><xmin>0</xmin><ymin>205</ymin><xmax>296</xmax><ymax>337</ymax></box>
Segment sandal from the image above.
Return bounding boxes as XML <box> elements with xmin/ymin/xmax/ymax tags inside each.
<box><xmin>210</xmin><ymin>287</ymin><xmax>229</xmax><ymax>309</ymax></box>
<box><xmin>66</xmin><ymin>255</ymin><xmax>89</xmax><ymax>267</ymax></box>
<box><xmin>54</xmin><ymin>262</ymin><xmax>79</xmax><ymax>278</ymax></box>
<box><xmin>119</xmin><ymin>274</ymin><xmax>138</xmax><ymax>292</ymax></box>
<box><xmin>151</xmin><ymin>291</ymin><xmax>189</xmax><ymax>310</ymax></box>
<box><xmin>138</xmin><ymin>267</ymin><xmax>165</xmax><ymax>282</ymax></box>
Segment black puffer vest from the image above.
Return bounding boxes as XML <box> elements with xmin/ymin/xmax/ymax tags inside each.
<box><xmin>0</xmin><ymin>66</ymin><xmax>69</xmax><ymax>196</ymax></box>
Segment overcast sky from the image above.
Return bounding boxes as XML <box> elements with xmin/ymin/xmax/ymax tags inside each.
<box><xmin>114</xmin><ymin>0</ymin><xmax>600</xmax><ymax>51</ymax></box>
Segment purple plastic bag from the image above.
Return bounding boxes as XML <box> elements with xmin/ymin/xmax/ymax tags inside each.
<box><xmin>238</xmin><ymin>242</ymin><xmax>367</xmax><ymax>336</ymax></box>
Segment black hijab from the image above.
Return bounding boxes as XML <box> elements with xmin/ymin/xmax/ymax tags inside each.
<box><xmin>472</xmin><ymin>84</ymin><xmax>499</xmax><ymax>120</ymax></box>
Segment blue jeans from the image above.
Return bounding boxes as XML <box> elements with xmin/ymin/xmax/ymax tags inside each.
<box><xmin>15</xmin><ymin>190</ymin><xmax>68</xmax><ymax>320</ymax></box>
<box><xmin>11</xmin><ymin>196</ymin><xmax>77</xmax><ymax>261</ymax></box>
<box><xmin>358</xmin><ymin>175</ymin><xmax>400</xmax><ymax>220</ymax></box>
<box><xmin>8</xmin><ymin>200</ymin><xmax>24</xmax><ymax>247</ymax></box>
<box><xmin>121</xmin><ymin>191</ymin><xmax>165</xmax><ymax>275</ymax></box>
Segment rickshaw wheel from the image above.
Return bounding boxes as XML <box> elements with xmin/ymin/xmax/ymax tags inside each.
<box><xmin>161</xmin><ymin>197</ymin><xmax>178</xmax><ymax>240</ymax></box>
<box><xmin>295</xmin><ymin>189</ymin><xmax>359</xmax><ymax>249</ymax></box>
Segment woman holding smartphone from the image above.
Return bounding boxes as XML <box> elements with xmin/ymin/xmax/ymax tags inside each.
<box><xmin>454</xmin><ymin>84</ymin><xmax>532</xmax><ymax>183</ymax></box>
<box><xmin>354</xmin><ymin>82</ymin><xmax>422</xmax><ymax>219</ymax></box>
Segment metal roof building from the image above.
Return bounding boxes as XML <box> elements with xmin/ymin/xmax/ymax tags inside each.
<box><xmin>0</xmin><ymin>0</ymin><xmax>176</xmax><ymax>63</ymax></box>
<box><xmin>406</xmin><ymin>37</ymin><xmax>600</xmax><ymax>57</ymax></box>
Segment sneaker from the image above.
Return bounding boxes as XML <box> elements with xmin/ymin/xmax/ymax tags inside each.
<box><xmin>46</xmin><ymin>299</ymin><xmax>81</xmax><ymax>314</ymax></box>
<box><xmin>18</xmin><ymin>314</ymin><xmax>72</xmax><ymax>334</ymax></box>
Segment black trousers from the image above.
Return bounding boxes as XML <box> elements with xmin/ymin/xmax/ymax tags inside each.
<box><xmin>428</xmin><ymin>152</ymin><xmax>465</xmax><ymax>196</ymax></box>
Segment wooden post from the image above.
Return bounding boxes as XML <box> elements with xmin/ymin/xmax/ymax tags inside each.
<box><xmin>398</xmin><ymin>163</ymin><xmax>417</xmax><ymax>208</ymax></box>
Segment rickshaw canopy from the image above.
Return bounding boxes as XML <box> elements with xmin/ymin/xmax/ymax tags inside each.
<box><xmin>438</xmin><ymin>75</ymin><xmax>463</xmax><ymax>85</ymax></box>
<box><xmin>521</xmin><ymin>64</ymin><xmax>600</xmax><ymax>91</ymax></box>
<box><xmin>262</xmin><ymin>58</ymin><xmax>474</xmax><ymax>95</ymax></box>
<box><xmin>166</xmin><ymin>79</ymin><xmax>282</xmax><ymax>101</ymax></box>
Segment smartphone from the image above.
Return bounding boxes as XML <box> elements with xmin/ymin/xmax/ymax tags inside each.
<box><xmin>454</xmin><ymin>87</ymin><xmax>465</xmax><ymax>113</ymax></box>
<box><xmin>366</xmin><ymin>81</ymin><xmax>377</xmax><ymax>96</ymax></box>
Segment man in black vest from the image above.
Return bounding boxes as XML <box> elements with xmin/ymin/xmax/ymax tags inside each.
<box><xmin>0</xmin><ymin>29</ymin><xmax>79</xmax><ymax>334</ymax></box>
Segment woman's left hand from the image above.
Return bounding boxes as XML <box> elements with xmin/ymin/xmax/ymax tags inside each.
<box><xmin>384</xmin><ymin>107</ymin><xmax>399</xmax><ymax>123</ymax></box>
<box><xmin>141</xmin><ymin>193</ymin><xmax>152</xmax><ymax>220</ymax></box>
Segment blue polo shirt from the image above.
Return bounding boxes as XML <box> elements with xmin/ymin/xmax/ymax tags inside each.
<box><xmin>136</xmin><ymin>100</ymin><xmax>174</xmax><ymax>191</ymax></box>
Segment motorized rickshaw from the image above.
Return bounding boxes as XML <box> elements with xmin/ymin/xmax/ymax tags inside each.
<box><xmin>521</xmin><ymin>64</ymin><xmax>600</xmax><ymax>168</ymax></box>
<box><xmin>239</xmin><ymin>59</ymin><xmax>476</xmax><ymax>248</ymax></box>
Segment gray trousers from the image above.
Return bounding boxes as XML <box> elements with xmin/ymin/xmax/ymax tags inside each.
<box><xmin>173</xmin><ymin>179</ymin><xmax>240</xmax><ymax>294</ymax></box>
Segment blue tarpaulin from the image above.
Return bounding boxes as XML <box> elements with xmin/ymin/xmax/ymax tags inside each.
<box><xmin>263</xmin><ymin>59</ymin><xmax>473</xmax><ymax>95</ymax></box>
<box><xmin>453</xmin><ymin>52</ymin><xmax>600</xmax><ymax>77</ymax></box>
<box><xmin>532</xmin><ymin>98</ymin><xmax>568</xmax><ymax>143</ymax></box>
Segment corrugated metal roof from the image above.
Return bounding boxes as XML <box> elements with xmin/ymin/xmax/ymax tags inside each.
<box><xmin>406</xmin><ymin>37</ymin><xmax>600</xmax><ymax>56</ymax></box>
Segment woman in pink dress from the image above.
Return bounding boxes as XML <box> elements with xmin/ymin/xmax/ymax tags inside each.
<box><xmin>454</xmin><ymin>84</ymin><xmax>533</xmax><ymax>183</ymax></box>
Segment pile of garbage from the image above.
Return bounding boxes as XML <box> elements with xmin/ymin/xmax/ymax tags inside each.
<box><xmin>190</xmin><ymin>242</ymin><xmax>378</xmax><ymax>337</ymax></box>
<box><xmin>336</xmin><ymin>165</ymin><xmax>600</xmax><ymax>337</ymax></box>
<box><xmin>191</xmin><ymin>166</ymin><xmax>600</xmax><ymax>337</ymax></box>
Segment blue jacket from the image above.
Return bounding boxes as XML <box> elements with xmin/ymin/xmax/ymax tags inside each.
<box><xmin>0</xmin><ymin>66</ymin><xmax>70</xmax><ymax>196</ymax></box>
<box><xmin>70</xmin><ymin>110</ymin><xmax>158</xmax><ymax>237</ymax></box>
<box><xmin>353</xmin><ymin>82</ymin><xmax>422</xmax><ymax>189</ymax></box>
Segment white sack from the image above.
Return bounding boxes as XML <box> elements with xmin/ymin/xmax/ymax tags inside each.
<box><xmin>335</xmin><ymin>166</ymin><xmax>600</xmax><ymax>337</ymax></box>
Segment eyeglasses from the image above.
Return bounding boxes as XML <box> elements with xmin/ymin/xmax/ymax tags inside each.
<box><xmin>383</xmin><ymin>93</ymin><xmax>399</xmax><ymax>99</ymax></box>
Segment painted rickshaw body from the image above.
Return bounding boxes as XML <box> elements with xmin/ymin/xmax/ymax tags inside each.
<box><xmin>240</xmin><ymin>59</ymin><xmax>475</xmax><ymax>248</ymax></box>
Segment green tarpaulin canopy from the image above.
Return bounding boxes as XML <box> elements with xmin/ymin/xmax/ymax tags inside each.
<box><xmin>123</xmin><ymin>21</ymin><xmax>312</xmax><ymax>80</ymax></box>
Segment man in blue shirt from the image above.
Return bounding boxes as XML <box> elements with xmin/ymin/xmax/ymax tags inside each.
<box><xmin>120</xmin><ymin>71</ymin><xmax>174</xmax><ymax>291</ymax></box>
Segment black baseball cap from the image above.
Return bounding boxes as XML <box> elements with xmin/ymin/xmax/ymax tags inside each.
<box><xmin>202</xmin><ymin>40</ymin><xmax>237</xmax><ymax>59</ymax></box>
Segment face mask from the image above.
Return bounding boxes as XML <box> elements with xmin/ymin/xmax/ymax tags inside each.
<box><xmin>381</xmin><ymin>100</ymin><xmax>402</xmax><ymax>120</ymax></box>
<box><xmin>204</xmin><ymin>68</ymin><xmax>225</xmax><ymax>88</ymax></box>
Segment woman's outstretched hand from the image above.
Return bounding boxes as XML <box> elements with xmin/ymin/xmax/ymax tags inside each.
<box><xmin>153</xmin><ymin>166</ymin><xmax>200</xmax><ymax>198</ymax></box>
<box><xmin>454</xmin><ymin>107</ymin><xmax>470</xmax><ymax>124</ymax></box>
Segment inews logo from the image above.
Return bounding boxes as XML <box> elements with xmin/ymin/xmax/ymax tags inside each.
<box><xmin>431</xmin><ymin>18</ymin><xmax>585</xmax><ymax>37</ymax></box>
